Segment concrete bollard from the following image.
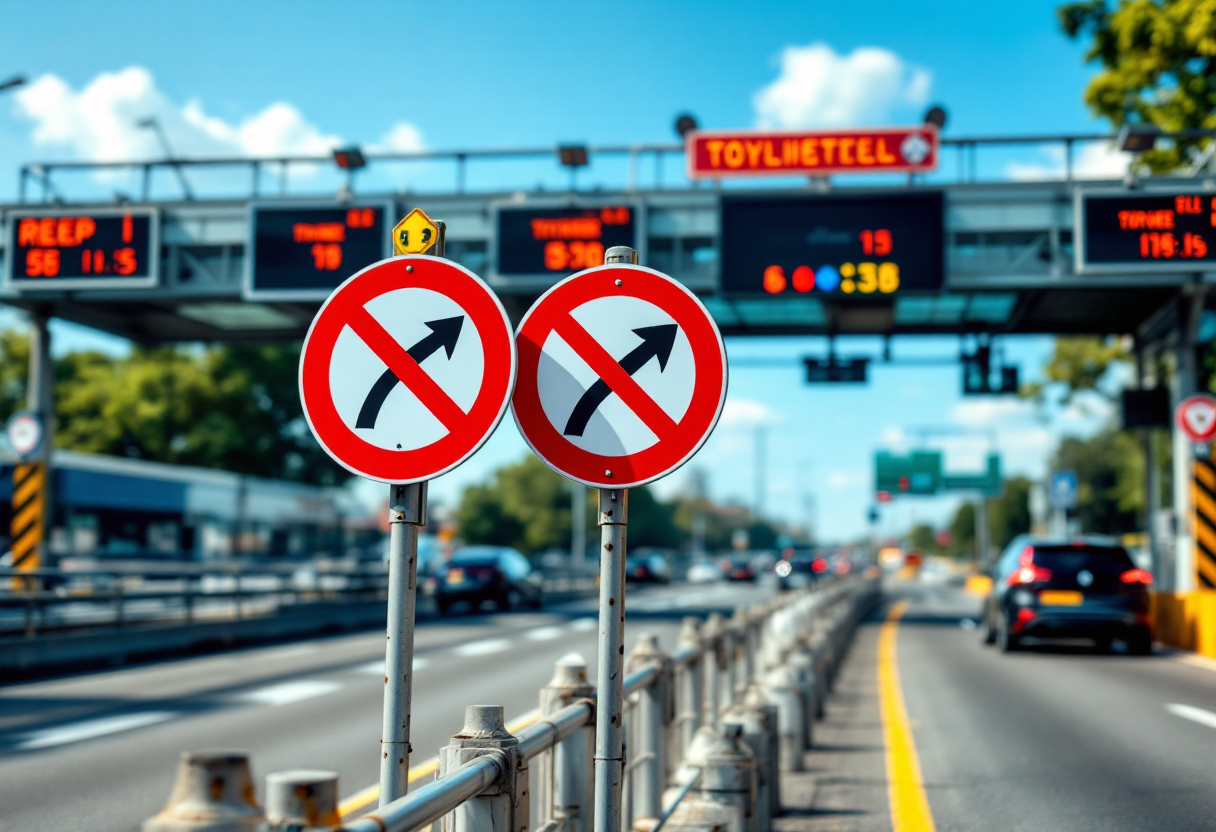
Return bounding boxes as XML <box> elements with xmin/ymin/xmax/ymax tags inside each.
<box><xmin>439</xmin><ymin>706</ymin><xmax>527</xmax><ymax>832</ymax></box>
<box><xmin>625</xmin><ymin>634</ymin><xmax>673</xmax><ymax>828</ymax></box>
<box><xmin>673</xmin><ymin>723</ymin><xmax>757</xmax><ymax>832</ymax></box>
<box><xmin>539</xmin><ymin>654</ymin><xmax>594</xmax><ymax>832</ymax></box>
<box><xmin>722</xmin><ymin>684</ymin><xmax>780</xmax><ymax>830</ymax></box>
<box><xmin>785</xmin><ymin>651</ymin><xmax>819</xmax><ymax>746</ymax></box>
<box><xmin>675</xmin><ymin>617</ymin><xmax>704</xmax><ymax>759</ymax></box>
<box><xmin>762</xmin><ymin>665</ymin><xmax>805</xmax><ymax>772</ymax></box>
<box><xmin>264</xmin><ymin>770</ymin><xmax>340</xmax><ymax>830</ymax></box>
<box><xmin>702</xmin><ymin>613</ymin><xmax>728</xmax><ymax>727</ymax></box>
<box><xmin>142</xmin><ymin>750</ymin><xmax>264</xmax><ymax>831</ymax></box>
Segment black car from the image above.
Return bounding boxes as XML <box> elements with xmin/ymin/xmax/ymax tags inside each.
<box><xmin>625</xmin><ymin>552</ymin><xmax>670</xmax><ymax>584</ymax></box>
<box><xmin>775</xmin><ymin>549</ymin><xmax>830</xmax><ymax>591</ymax></box>
<box><xmin>720</xmin><ymin>555</ymin><xmax>756</xmax><ymax>582</ymax></box>
<box><xmin>981</xmin><ymin>536</ymin><xmax>1152</xmax><ymax>654</ymax></box>
<box><xmin>435</xmin><ymin>546</ymin><xmax>543</xmax><ymax>614</ymax></box>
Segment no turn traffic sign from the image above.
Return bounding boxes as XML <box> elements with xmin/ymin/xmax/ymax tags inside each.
<box><xmin>1177</xmin><ymin>394</ymin><xmax>1216</xmax><ymax>444</ymax></box>
<box><xmin>512</xmin><ymin>263</ymin><xmax>727</xmax><ymax>488</ymax></box>
<box><xmin>300</xmin><ymin>255</ymin><xmax>516</xmax><ymax>483</ymax></box>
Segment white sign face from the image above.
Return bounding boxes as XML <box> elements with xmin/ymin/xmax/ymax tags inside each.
<box><xmin>1177</xmin><ymin>394</ymin><xmax>1216</xmax><ymax>443</ymax></box>
<box><xmin>5</xmin><ymin>412</ymin><xmax>43</xmax><ymax>458</ymax></box>
<box><xmin>537</xmin><ymin>295</ymin><xmax>696</xmax><ymax>457</ymax></box>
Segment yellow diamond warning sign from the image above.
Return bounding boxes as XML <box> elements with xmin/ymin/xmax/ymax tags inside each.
<box><xmin>393</xmin><ymin>208</ymin><xmax>439</xmax><ymax>255</ymax></box>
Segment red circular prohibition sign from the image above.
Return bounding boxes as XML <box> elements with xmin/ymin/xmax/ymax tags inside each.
<box><xmin>300</xmin><ymin>255</ymin><xmax>516</xmax><ymax>484</ymax></box>
<box><xmin>512</xmin><ymin>264</ymin><xmax>727</xmax><ymax>489</ymax></box>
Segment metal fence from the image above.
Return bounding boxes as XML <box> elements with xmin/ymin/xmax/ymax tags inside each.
<box><xmin>141</xmin><ymin>575</ymin><xmax>881</xmax><ymax>832</ymax></box>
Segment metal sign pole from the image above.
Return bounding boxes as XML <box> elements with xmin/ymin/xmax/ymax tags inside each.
<box><xmin>379</xmin><ymin>218</ymin><xmax>444</xmax><ymax>806</ymax></box>
<box><xmin>380</xmin><ymin>481</ymin><xmax>426</xmax><ymax>805</ymax></box>
<box><xmin>593</xmin><ymin>487</ymin><xmax>627</xmax><ymax>832</ymax></box>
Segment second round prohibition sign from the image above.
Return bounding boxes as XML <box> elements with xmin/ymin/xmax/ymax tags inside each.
<box><xmin>300</xmin><ymin>255</ymin><xmax>516</xmax><ymax>483</ymax></box>
<box><xmin>512</xmin><ymin>263</ymin><xmax>728</xmax><ymax>488</ymax></box>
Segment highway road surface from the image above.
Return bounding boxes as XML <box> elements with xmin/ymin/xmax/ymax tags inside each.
<box><xmin>786</xmin><ymin>577</ymin><xmax>1216</xmax><ymax>832</ymax></box>
<box><xmin>0</xmin><ymin>579</ymin><xmax>768</xmax><ymax>832</ymax></box>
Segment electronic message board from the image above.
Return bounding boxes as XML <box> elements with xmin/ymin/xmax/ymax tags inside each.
<box><xmin>1076</xmin><ymin>190</ymin><xmax>1216</xmax><ymax>274</ymax></box>
<box><xmin>5</xmin><ymin>209</ymin><xmax>158</xmax><ymax>290</ymax></box>
<box><xmin>493</xmin><ymin>204</ymin><xmax>636</xmax><ymax>280</ymax></box>
<box><xmin>245</xmin><ymin>201</ymin><xmax>391</xmax><ymax>300</ymax></box>
<box><xmin>719</xmin><ymin>192</ymin><xmax>944</xmax><ymax>297</ymax></box>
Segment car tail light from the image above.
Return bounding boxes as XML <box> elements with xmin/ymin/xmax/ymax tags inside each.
<box><xmin>1012</xmin><ymin>607</ymin><xmax>1036</xmax><ymax>633</ymax></box>
<box><xmin>719</xmin><ymin>559</ymin><xmax>732</xmax><ymax>572</ymax></box>
<box><xmin>1007</xmin><ymin>546</ymin><xmax>1052</xmax><ymax>585</ymax></box>
<box><xmin>636</xmin><ymin>565</ymin><xmax>651</xmax><ymax>578</ymax></box>
<box><xmin>811</xmin><ymin>558</ymin><xmax>828</xmax><ymax>573</ymax></box>
<box><xmin>1120</xmin><ymin>568</ymin><xmax>1152</xmax><ymax>585</ymax></box>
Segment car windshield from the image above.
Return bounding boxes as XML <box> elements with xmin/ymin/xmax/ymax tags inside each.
<box><xmin>1032</xmin><ymin>545</ymin><xmax>1135</xmax><ymax>574</ymax></box>
<box><xmin>449</xmin><ymin>548</ymin><xmax>502</xmax><ymax>565</ymax></box>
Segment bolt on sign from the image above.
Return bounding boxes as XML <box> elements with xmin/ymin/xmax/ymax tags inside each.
<box><xmin>512</xmin><ymin>263</ymin><xmax>728</xmax><ymax>489</ymax></box>
<box><xmin>685</xmin><ymin>126</ymin><xmax>939</xmax><ymax>179</ymax></box>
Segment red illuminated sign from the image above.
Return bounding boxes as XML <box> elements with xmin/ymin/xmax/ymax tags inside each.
<box><xmin>686</xmin><ymin>126</ymin><xmax>939</xmax><ymax>179</ymax></box>
<box><xmin>1078</xmin><ymin>190</ymin><xmax>1216</xmax><ymax>273</ymax></box>
<box><xmin>5</xmin><ymin>209</ymin><xmax>157</xmax><ymax>289</ymax></box>
<box><xmin>495</xmin><ymin>204</ymin><xmax>637</xmax><ymax>278</ymax></box>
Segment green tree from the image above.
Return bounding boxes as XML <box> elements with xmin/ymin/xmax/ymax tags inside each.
<box><xmin>1059</xmin><ymin>0</ymin><xmax>1216</xmax><ymax>172</ymax></box>
<box><xmin>907</xmin><ymin>522</ymin><xmax>941</xmax><ymax>554</ymax></box>
<box><xmin>988</xmin><ymin>477</ymin><xmax>1034</xmax><ymax>550</ymax></box>
<box><xmin>1053</xmin><ymin>429</ymin><xmax>1145</xmax><ymax>534</ymax></box>
<box><xmin>1021</xmin><ymin>336</ymin><xmax>1129</xmax><ymax>405</ymax></box>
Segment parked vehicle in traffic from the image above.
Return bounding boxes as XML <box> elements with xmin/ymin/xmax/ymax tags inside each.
<box><xmin>625</xmin><ymin>551</ymin><xmax>670</xmax><ymax>584</ymax></box>
<box><xmin>720</xmin><ymin>554</ymin><xmax>757</xmax><ymax>582</ymax></box>
<box><xmin>435</xmin><ymin>546</ymin><xmax>543</xmax><ymax>614</ymax></box>
<box><xmin>775</xmin><ymin>549</ymin><xmax>830</xmax><ymax>591</ymax></box>
<box><xmin>981</xmin><ymin>536</ymin><xmax>1152</xmax><ymax>654</ymax></box>
<box><xmin>686</xmin><ymin>559</ymin><xmax>722</xmax><ymax>584</ymax></box>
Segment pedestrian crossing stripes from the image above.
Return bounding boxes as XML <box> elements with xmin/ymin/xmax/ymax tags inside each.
<box><xmin>10</xmin><ymin>463</ymin><xmax>45</xmax><ymax>590</ymax></box>
<box><xmin>1193</xmin><ymin>456</ymin><xmax>1216</xmax><ymax>589</ymax></box>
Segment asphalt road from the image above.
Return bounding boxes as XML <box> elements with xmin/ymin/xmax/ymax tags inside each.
<box><xmin>0</xmin><ymin>579</ymin><xmax>771</xmax><ymax>832</ymax></box>
<box><xmin>784</xmin><ymin>578</ymin><xmax>1216</xmax><ymax>832</ymax></box>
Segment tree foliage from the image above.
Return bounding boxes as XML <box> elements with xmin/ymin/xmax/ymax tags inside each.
<box><xmin>1059</xmin><ymin>0</ymin><xmax>1216</xmax><ymax>172</ymax></box>
<box><xmin>0</xmin><ymin>325</ymin><xmax>346</xmax><ymax>484</ymax></box>
<box><xmin>1053</xmin><ymin>428</ymin><xmax>1145</xmax><ymax>534</ymax></box>
<box><xmin>1021</xmin><ymin>336</ymin><xmax>1130</xmax><ymax>404</ymax></box>
<box><xmin>944</xmin><ymin>477</ymin><xmax>1033</xmax><ymax>558</ymax></box>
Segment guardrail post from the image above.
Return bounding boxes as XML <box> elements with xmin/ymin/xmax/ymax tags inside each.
<box><xmin>730</xmin><ymin>608</ymin><xmax>750</xmax><ymax>702</ymax></box>
<box><xmin>701</xmin><ymin>613</ymin><xmax>726</xmax><ymax>728</ymax></box>
<box><xmin>625</xmin><ymin>634</ymin><xmax>673</xmax><ymax>829</ymax></box>
<box><xmin>263</xmin><ymin>770</ymin><xmax>340</xmax><ymax>830</ymax></box>
<box><xmin>672</xmin><ymin>724</ymin><xmax>757</xmax><ymax>832</ymax></box>
<box><xmin>722</xmin><ymin>683</ymin><xmax>780</xmax><ymax>830</ymax></box>
<box><xmin>762</xmin><ymin>665</ymin><xmax>805</xmax><ymax>772</ymax></box>
<box><xmin>439</xmin><ymin>705</ymin><xmax>526</xmax><ymax>832</ymax></box>
<box><xmin>540</xmin><ymin>655</ymin><xmax>595</xmax><ymax>832</ymax></box>
<box><xmin>675</xmin><ymin>618</ymin><xmax>703</xmax><ymax>758</ymax></box>
<box><xmin>142</xmin><ymin>750</ymin><xmax>264</xmax><ymax>831</ymax></box>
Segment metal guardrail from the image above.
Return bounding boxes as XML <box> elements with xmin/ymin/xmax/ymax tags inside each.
<box><xmin>141</xmin><ymin>574</ymin><xmax>882</xmax><ymax>832</ymax></box>
<box><xmin>0</xmin><ymin>564</ymin><xmax>596</xmax><ymax>637</ymax></box>
<box><xmin>17</xmin><ymin>130</ymin><xmax>1216</xmax><ymax>204</ymax></box>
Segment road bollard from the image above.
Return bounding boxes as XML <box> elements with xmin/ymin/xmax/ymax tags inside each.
<box><xmin>675</xmin><ymin>617</ymin><xmax>704</xmax><ymax>759</ymax></box>
<box><xmin>785</xmin><ymin>651</ymin><xmax>818</xmax><ymax>748</ymax></box>
<box><xmin>702</xmin><ymin>613</ymin><xmax>727</xmax><ymax>727</ymax></box>
<box><xmin>143</xmin><ymin>750</ymin><xmax>264</xmax><ymax>831</ymax></box>
<box><xmin>762</xmin><ymin>665</ymin><xmax>805</xmax><ymax>772</ymax></box>
<box><xmin>625</xmin><ymin>634</ymin><xmax>673</xmax><ymax>828</ymax></box>
<box><xmin>263</xmin><ymin>770</ymin><xmax>340</xmax><ymax>830</ymax></box>
<box><xmin>722</xmin><ymin>684</ymin><xmax>779</xmax><ymax>832</ymax></box>
<box><xmin>539</xmin><ymin>654</ymin><xmax>594</xmax><ymax>832</ymax></box>
<box><xmin>673</xmin><ymin>724</ymin><xmax>757</xmax><ymax>832</ymax></box>
<box><xmin>730</xmin><ymin>608</ymin><xmax>750</xmax><ymax>703</ymax></box>
<box><xmin>439</xmin><ymin>706</ymin><xmax>527</xmax><ymax>832</ymax></box>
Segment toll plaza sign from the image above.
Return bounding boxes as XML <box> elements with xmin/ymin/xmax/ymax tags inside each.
<box><xmin>686</xmin><ymin>126</ymin><xmax>939</xmax><ymax>179</ymax></box>
<box><xmin>1076</xmin><ymin>190</ymin><xmax>1216</xmax><ymax>274</ymax></box>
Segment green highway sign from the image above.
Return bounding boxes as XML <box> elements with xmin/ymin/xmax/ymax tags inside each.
<box><xmin>875</xmin><ymin>450</ymin><xmax>1002</xmax><ymax>497</ymax></box>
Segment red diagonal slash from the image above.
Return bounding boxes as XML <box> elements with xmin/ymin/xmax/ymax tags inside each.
<box><xmin>346</xmin><ymin>307</ymin><xmax>467</xmax><ymax>431</ymax></box>
<box><xmin>552</xmin><ymin>315</ymin><xmax>679</xmax><ymax>441</ymax></box>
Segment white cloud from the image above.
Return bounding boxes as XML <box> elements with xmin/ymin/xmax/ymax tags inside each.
<box><xmin>718</xmin><ymin>397</ymin><xmax>780</xmax><ymax>429</ymax></box>
<box><xmin>1006</xmin><ymin>141</ymin><xmax>1131</xmax><ymax>181</ymax></box>
<box><xmin>753</xmin><ymin>42</ymin><xmax>931</xmax><ymax>129</ymax></box>
<box><xmin>951</xmin><ymin>397</ymin><xmax>1035</xmax><ymax>427</ymax></box>
<box><xmin>826</xmin><ymin>469</ymin><xmax>866</xmax><ymax>490</ymax></box>
<box><xmin>13</xmin><ymin>66</ymin><xmax>423</xmax><ymax>164</ymax></box>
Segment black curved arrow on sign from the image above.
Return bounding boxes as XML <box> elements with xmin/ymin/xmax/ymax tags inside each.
<box><xmin>356</xmin><ymin>316</ymin><xmax>465</xmax><ymax>430</ymax></box>
<box><xmin>563</xmin><ymin>324</ymin><xmax>678</xmax><ymax>437</ymax></box>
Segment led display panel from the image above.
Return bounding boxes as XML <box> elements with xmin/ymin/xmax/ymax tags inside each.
<box><xmin>1077</xmin><ymin>190</ymin><xmax>1216</xmax><ymax>273</ymax></box>
<box><xmin>494</xmin><ymin>204</ymin><xmax>636</xmax><ymax>279</ymax></box>
<box><xmin>5</xmin><ymin>209</ymin><xmax>157</xmax><ymax>290</ymax></box>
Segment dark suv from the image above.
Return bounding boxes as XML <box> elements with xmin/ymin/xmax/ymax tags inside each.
<box><xmin>435</xmin><ymin>546</ymin><xmax>543</xmax><ymax>614</ymax></box>
<box><xmin>981</xmin><ymin>536</ymin><xmax>1152</xmax><ymax>654</ymax></box>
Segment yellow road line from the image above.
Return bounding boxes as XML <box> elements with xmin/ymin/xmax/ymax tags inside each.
<box><xmin>338</xmin><ymin>709</ymin><xmax>542</xmax><ymax>819</ymax></box>
<box><xmin>879</xmin><ymin>599</ymin><xmax>937</xmax><ymax>832</ymax></box>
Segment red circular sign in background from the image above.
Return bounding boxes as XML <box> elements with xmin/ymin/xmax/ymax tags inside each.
<box><xmin>1176</xmin><ymin>394</ymin><xmax>1216</xmax><ymax>443</ymax></box>
<box><xmin>512</xmin><ymin>264</ymin><xmax>727</xmax><ymax>489</ymax></box>
<box><xmin>300</xmin><ymin>255</ymin><xmax>516</xmax><ymax>484</ymax></box>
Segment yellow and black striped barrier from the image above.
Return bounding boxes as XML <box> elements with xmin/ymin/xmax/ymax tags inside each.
<box><xmin>10</xmin><ymin>462</ymin><xmax>45</xmax><ymax>591</ymax></box>
<box><xmin>1193</xmin><ymin>455</ymin><xmax>1216</xmax><ymax>589</ymax></box>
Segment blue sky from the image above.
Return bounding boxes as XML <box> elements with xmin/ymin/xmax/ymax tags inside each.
<box><xmin>0</xmin><ymin>0</ymin><xmax>1121</xmax><ymax>541</ymax></box>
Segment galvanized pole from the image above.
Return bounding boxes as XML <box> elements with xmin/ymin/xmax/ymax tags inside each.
<box><xmin>379</xmin><ymin>481</ymin><xmax>426</xmax><ymax>805</ymax></box>
<box><xmin>594</xmin><ymin>487</ymin><xmax>628</xmax><ymax>832</ymax></box>
<box><xmin>572</xmin><ymin>482</ymin><xmax>587</xmax><ymax>571</ymax></box>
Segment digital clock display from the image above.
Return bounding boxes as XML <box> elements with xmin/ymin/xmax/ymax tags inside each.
<box><xmin>494</xmin><ymin>204</ymin><xmax>636</xmax><ymax>278</ymax></box>
<box><xmin>5</xmin><ymin>209</ymin><xmax>157</xmax><ymax>290</ymax></box>
<box><xmin>245</xmin><ymin>202</ymin><xmax>391</xmax><ymax>300</ymax></box>
<box><xmin>719</xmin><ymin>192</ymin><xmax>944</xmax><ymax>297</ymax></box>
<box><xmin>1077</xmin><ymin>191</ymin><xmax>1216</xmax><ymax>273</ymax></box>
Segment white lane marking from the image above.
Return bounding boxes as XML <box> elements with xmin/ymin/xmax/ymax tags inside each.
<box><xmin>243</xmin><ymin>680</ymin><xmax>342</xmax><ymax>706</ymax></box>
<box><xmin>1166</xmin><ymin>703</ymin><xmax>1216</xmax><ymax>730</ymax></box>
<box><xmin>958</xmin><ymin>618</ymin><xmax>978</xmax><ymax>631</ymax></box>
<box><xmin>570</xmin><ymin>618</ymin><xmax>596</xmax><ymax>632</ymax></box>
<box><xmin>20</xmin><ymin>711</ymin><xmax>175</xmax><ymax>750</ymax></box>
<box><xmin>453</xmin><ymin>638</ymin><xmax>512</xmax><ymax>657</ymax></box>
<box><xmin>356</xmin><ymin>657</ymin><xmax>430</xmax><ymax>676</ymax></box>
<box><xmin>261</xmin><ymin>644</ymin><xmax>319</xmax><ymax>660</ymax></box>
<box><xmin>526</xmin><ymin>626</ymin><xmax>566</xmax><ymax>641</ymax></box>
